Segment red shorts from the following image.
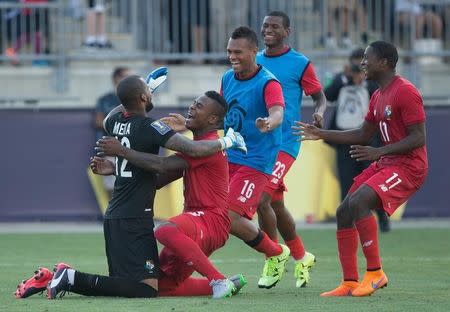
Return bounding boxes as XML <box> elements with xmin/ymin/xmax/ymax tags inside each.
<box><xmin>349</xmin><ymin>162</ymin><xmax>427</xmax><ymax>216</ymax></box>
<box><xmin>263</xmin><ymin>151</ymin><xmax>296</xmax><ymax>202</ymax></box>
<box><xmin>159</xmin><ymin>209</ymin><xmax>230</xmax><ymax>285</ymax></box>
<box><xmin>228</xmin><ymin>163</ymin><xmax>271</xmax><ymax>220</ymax></box>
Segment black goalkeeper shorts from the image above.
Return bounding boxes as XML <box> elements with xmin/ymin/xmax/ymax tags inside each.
<box><xmin>103</xmin><ymin>218</ymin><xmax>159</xmax><ymax>281</ymax></box>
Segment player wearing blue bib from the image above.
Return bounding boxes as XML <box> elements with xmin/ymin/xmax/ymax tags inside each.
<box><xmin>222</xmin><ymin>65</ymin><xmax>282</xmax><ymax>174</ymax></box>
<box><xmin>221</xmin><ymin>26</ymin><xmax>290</xmax><ymax>289</ymax></box>
<box><xmin>255</xmin><ymin>11</ymin><xmax>327</xmax><ymax>289</ymax></box>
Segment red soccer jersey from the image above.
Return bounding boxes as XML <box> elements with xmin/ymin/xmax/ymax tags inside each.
<box><xmin>177</xmin><ymin>131</ymin><xmax>229</xmax><ymax>212</ymax></box>
<box><xmin>365</xmin><ymin>75</ymin><xmax>428</xmax><ymax>172</ymax></box>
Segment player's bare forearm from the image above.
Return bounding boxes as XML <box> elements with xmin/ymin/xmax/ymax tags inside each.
<box><xmin>378</xmin><ymin>123</ymin><xmax>426</xmax><ymax>156</ymax></box>
<box><xmin>267</xmin><ymin>105</ymin><xmax>284</xmax><ymax>130</ymax></box>
<box><xmin>122</xmin><ymin>149</ymin><xmax>188</xmax><ymax>174</ymax></box>
<box><xmin>311</xmin><ymin>90</ymin><xmax>327</xmax><ymax>128</ymax></box>
<box><xmin>294</xmin><ymin>120</ymin><xmax>377</xmax><ymax>144</ymax></box>
<box><xmin>156</xmin><ymin>170</ymin><xmax>184</xmax><ymax>189</ymax></box>
<box><xmin>318</xmin><ymin>128</ymin><xmax>369</xmax><ymax>145</ymax></box>
<box><xmin>164</xmin><ymin>133</ymin><xmax>222</xmax><ymax>157</ymax></box>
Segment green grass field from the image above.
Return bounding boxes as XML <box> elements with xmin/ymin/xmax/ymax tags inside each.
<box><xmin>1</xmin><ymin>227</ymin><xmax>450</xmax><ymax>312</ymax></box>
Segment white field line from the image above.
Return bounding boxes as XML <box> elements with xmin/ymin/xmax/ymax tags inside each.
<box><xmin>1</xmin><ymin>219</ymin><xmax>450</xmax><ymax>234</ymax></box>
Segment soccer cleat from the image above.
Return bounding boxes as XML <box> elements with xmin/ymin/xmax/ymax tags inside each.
<box><xmin>294</xmin><ymin>251</ymin><xmax>316</xmax><ymax>288</ymax></box>
<box><xmin>229</xmin><ymin>274</ymin><xmax>247</xmax><ymax>295</ymax></box>
<box><xmin>209</xmin><ymin>279</ymin><xmax>236</xmax><ymax>299</ymax></box>
<box><xmin>352</xmin><ymin>269</ymin><xmax>388</xmax><ymax>297</ymax></box>
<box><xmin>53</xmin><ymin>262</ymin><xmax>71</xmax><ymax>273</ymax></box>
<box><xmin>320</xmin><ymin>281</ymin><xmax>360</xmax><ymax>297</ymax></box>
<box><xmin>47</xmin><ymin>266</ymin><xmax>72</xmax><ymax>299</ymax></box>
<box><xmin>257</xmin><ymin>244</ymin><xmax>290</xmax><ymax>289</ymax></box>
<box><xmin>14</xmin><ymin>267</ymin><xmax>53</xmax><ymax>298</ymax></box>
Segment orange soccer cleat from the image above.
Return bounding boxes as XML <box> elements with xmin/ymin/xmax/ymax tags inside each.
<box><xmin>320</xmin><ymin>281</ymin><xmax>359</xmax><ymax>297</ymax></box>
<box><xmin>352</xmin><ymin>269</ymin><xmax>388</xmax><ymax>297</ymax></box>
<box><xmin>14</xmin><ymin>263</ymin><xmax>71</xmax><ymax>299</ymax></box>
<box><xmin>15</xmin><ymin>267</ymin><xmax>53</xmax><ymax>298</ymax></box>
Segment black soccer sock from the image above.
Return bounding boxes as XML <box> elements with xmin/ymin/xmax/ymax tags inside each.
<box><xmin>244</xmin><ymin>229</ymin><xmax>264</xmax><ymax>247</ymax></box>
<box><xmin>71</xmin><ymin>271</ymin><xmax>157</xmax><ymax>298</ymax></box>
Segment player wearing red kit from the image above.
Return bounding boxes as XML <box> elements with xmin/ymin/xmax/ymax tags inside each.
<box><xmin>101</xmin><ymin>91</ymin><xmax>247</xmax><ymax>299</ymax></box>
<box><xmin>256</xmin><ymin>11</ymin><xmax>327</xmax><ymax>288</ymax></box>
<box><xmin>221</xmin><ymin>26</ymin><xmax>291</xmax><ymax>289</ymax></box>
<box><xmin>294</xmin><ymin>41</ymin><xmax>428</xmax><ymax>297</ymax></box>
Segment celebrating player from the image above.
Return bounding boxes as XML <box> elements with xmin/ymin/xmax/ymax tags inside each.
<box><xmin>15</xmin><ymin>75</ymin><xmax>246</xmax><ymax>299</ymax></box>
<box><xmin>221</xmin><ymin>26</ymin><xmax>290</xmax><ymax>289</ymax></box>
<box><xmin>293</xmin><ymin>41</ymin><xmax>428</xmax><ymax>297</ymax></box>
<box><xmin>256</xmin><ymin>11</ymin><xmax>327</xmax><ymax>288</ymax></box>
<box><xmin>94</xmin><ymin>91</ymin><xmax>247</xmax><ymax>299</ymax></box>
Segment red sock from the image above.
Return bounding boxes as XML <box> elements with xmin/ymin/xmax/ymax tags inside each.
<box><xmin>253</xmin><ymin>231</ymin><xmax>282</xmax><ymax>257</ymax></box>
<box><xmin>159</xmin><ymin>277</ymin><xmax>212</xmax><ymax>296</ymax></box>
<box><xmin>356</xmin><ymin>215</ymin><xmax>381</xmax><ymax>271</ymax></box>
<box><xmin>155</xmin><ymin>225</ymin><xmax>225</xmax><ymax>281</ymax></box>
<box><xmin>337</xmin><ymin>228</ymin><xmax>359</xmax><ymax>281</ymax></box>
<box><xmin>285</xmin><ymin>236</ymin><xmax>305</xmax><ymax>260</ymax></box>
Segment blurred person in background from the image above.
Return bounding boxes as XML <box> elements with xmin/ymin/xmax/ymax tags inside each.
<box><xmin>325</xmin><ymin>0</ymin><xmax>368</xmax><ymax>49</ymax></box>
<box><xmin>167</xmin><ymin>0</ymin><xmax>211</xmax><ymax>63</ymax></box>
<box><xmin>395</xmin><ymin>0</ymin><xmax>443</xmax><ymax>49</ymax></box>
<box><xmin>325</xmin><ymin>48</ymin><xmax>390</xmax><ymax>232</ymax></box>
<box><xmin>4</xmin><ymin>0</ymin><xmax>50</xmax><ymax>66</ymax></box>
<box><xmin>82</xmin><ymin>0</ymin><xmax>112</xmax><ymax>48</ymax></box>
<box><xmin>93</xmin><ymin>66</ymin><xmax>130</xmax><ymax>198</ymax></box>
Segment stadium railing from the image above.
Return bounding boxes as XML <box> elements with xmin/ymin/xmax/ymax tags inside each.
<box><xmin>1</xmin><ymin>0</ymin><xmax>450</xmax><ymax>94</ymax></box>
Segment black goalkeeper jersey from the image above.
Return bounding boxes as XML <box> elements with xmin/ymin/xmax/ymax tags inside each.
<box><xmin>103</xmin><ymin>112</ymin><xmax>175</xmax><ymax>219</ymax></box>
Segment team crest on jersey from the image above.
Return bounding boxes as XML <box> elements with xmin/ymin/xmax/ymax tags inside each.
<box><xmin>384</xmin><ymin>105</ymin><xmax>392</xmax><ymax>120</ymax></box>
<box><xmin>224</xmin><ymin>99</ymin><xmax>246</xmax><ymax>132</ymax></box>
<box><xmin>151</xmin><ymin>120</ymin><xmax>171</xmax><ymax>135</ymax></box>
<box><xmin>145</xmin><ymin>259</ymin><xmax>155</xmax><ymax>273</ymax></box>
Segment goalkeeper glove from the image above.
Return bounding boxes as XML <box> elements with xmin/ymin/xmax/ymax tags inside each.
<box><xmin>218</xmin><ymin>128</ymin><xmax>247</xmax><ymax>154</ymax></box>
<box><xmin>145</xmin><ymin>67</ymin><xmax>168</xmax><ymax>93</ymax></box>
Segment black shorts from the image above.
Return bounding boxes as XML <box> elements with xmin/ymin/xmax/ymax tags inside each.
<box><xmin>103</xmin><ymin>218</ymin><xmax>159</xmax><ymax>281</ymax></box>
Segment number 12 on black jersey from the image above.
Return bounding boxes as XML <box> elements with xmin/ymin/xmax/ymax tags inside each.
<box><xmin>115</xmin><ymin>136</ymin><xmax>132</xmax><ymax>178</ymax></box>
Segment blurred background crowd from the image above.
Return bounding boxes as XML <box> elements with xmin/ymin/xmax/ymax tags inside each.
<box><xmin>0</xmin><ymin>0</ymin><xmax>448</xmax><ymax>223</ymax></box>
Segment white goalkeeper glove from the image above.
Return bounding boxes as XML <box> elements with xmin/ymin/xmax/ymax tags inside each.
<box><xmin>218</xmin><ymin>128</ymin><xmax>247</xmax><ymax>154</ymax></box>
<box><xmin>145</xmin><ymin>67</ymin><xmax>168</xmax><ymax>93</ymax></box>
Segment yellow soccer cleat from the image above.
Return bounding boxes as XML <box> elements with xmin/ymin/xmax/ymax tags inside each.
<box><xmin>294</xmin><ymin>251</ymin><xmax>316</xmax><ymax>288</ymax></box>
<box><xmin>258</xmin><ymin>244</ymin><xmax>290</xmax><ymax>289</ymax></box>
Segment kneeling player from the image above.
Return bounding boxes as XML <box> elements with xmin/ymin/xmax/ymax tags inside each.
<box><xmin>99</xmin><ymin>90</ymin><xmax>247</xmax><ymax>298</ymax></box>
<box><xmin>14</xmin><ymin>79</ymin><xmax>246</xmax><ymax>299</ymax></box>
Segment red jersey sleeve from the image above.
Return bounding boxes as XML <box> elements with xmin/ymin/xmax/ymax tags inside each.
<box><xmin>365</xmin><ymin>91</ymin><xmax>379</xmax><ymax>123</ymax></box>
<box><xmin>396</xmin><ymin>85</ymin><xmax>426</xmax><ymax>126</ymax></box>
<box><xmin>300</xmin><ymin>63</ymin><xmax>322</xmax><ymax>96</ymax></box>
<box><xmin>264</xmin><ymin>80</ymin><xmax>285</xmax><ymax>109</ymax></box>
<box><xmin>176</xmin><ymin>152</ymin><xmax>212</xmax><ymax>169</ymax></box>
